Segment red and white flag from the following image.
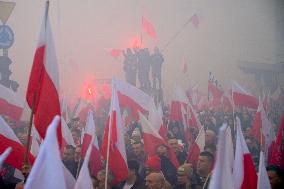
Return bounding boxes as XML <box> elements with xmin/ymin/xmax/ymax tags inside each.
<box><xmin>114</xmin><ymin>78</ymin><xmax>153</xmax><ymax>120</ymax></box>
<box><xmin>186</xmin><ymin>126</ymin><xmax>205</xmax><ymax>167</ymax></box>
<box><xmin>61</xmin><ymin>118</ymin><xmax>76</xmax><ymax>148</ymax></box>
<box><xmin>26</xmin><ymin>2</ymin><xmax>62</xmax><ymax>144</ymax></box>
<box><xmin>81</xmin><ymin>111</ymin><xmax>103</xmax><ymax>177</ymax></box>
<box><xmin>0</xmin><ymin>84</ymin><xmax>24</xmax><ymax>121</ymax></box>
<box><xmin>25</xmin><ymin>116</ymin><xmax>67</xmax><ymax>189</ymax></box>
<box><xmin>30</xmin><ymin>126</ymin><xmax>42</xmax><ymax>157</ymax></box>
<box><xmin>208</xmin><ymin>124</ymin><xmax>234</xmax><ymax>189</ymax></box>
<box><xmin>250</xmin><ymin>97</ymin><xmax>275</xmax><ymax>150</ymax></box>
<box><xmin>269</xmin><ymin>113</ymin><xmax>284</xmax><ymax>168</ymax></box>
<box><xmin>74</xmin><ymin>138</ymin><xmax>94</xmax><ymax>189</ymax></box>
<box><xmin>101</xmin><ymin>82</ymin><xmax>128</xmax><ymax>183</ymax></box>
<box><xmin>232</xmin><ymin>82</ymin><xmax>258</xmax><ymax>109</ymax></box>
<box><xmin>233</xmin><ymin>117</ymin><xmax>257</xmax><ymax>189</ymax></box>
<box><xmin>139</xmin><ymin>112</ymin><xmax>179</xmax><ymax>168</ymax></box>
<box><xmin>0</xmin><ymin>147</ymin><xmax>12</xmax><ymax>169</ymax></box>
<box><xmin>169</xmin><ymin>86</ymin><xmax>188</xmax><ymax>122</ymax></box>
<box><xmin>142</xmin><ymin>16</ymin><xmax>157</xmax><ymax>39</ymax></box>
<box><xmin>258</xmin><ymin>151</ymin><xmax>272</xmax><ymax>189</ymax></box>
<box><xmin>0</xmin><ymin>116</ymin><xmax>35</xmax><ymax>170</ymax></box>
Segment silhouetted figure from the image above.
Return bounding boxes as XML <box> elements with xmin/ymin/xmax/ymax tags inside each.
<box><xmin>123</xmin><ymin>48</ymin><xmax>137</xmax><ymax>86</ymax></box>
<box><xmin>136</xmin><ymin>48</ymin><xmax>151</xmax><ymax>91</ymax></box>
<box><xmin>151</xmin><ymin>47</ymin><xmax>164</xmax><ymax>90</ymax></box>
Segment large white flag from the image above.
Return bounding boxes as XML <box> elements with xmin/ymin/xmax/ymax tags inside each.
<box><xmin>24</xmin><ymin>116</ymin><xmax>67</xmax><ymax>189</ymax></box>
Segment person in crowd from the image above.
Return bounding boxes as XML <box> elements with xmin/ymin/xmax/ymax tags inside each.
<box><xmin>204</xmin><ymin>130</ymin><xmax>216</xmax><ymax>147</ymax></box>
<box><xmin>128</xmin><ymin>141</ymin><xmax>147</xmax><ymax>177</ymax></box>
<box><xmin>123</xmin><ymin>48</ymin><xmax>137</xmax><ymax>86</ymax></box>
<box><xmin>156</xmin><ymin>144</ymin><xmax>177</xmax><ymax>186</ymax></box>
<box><xmin>151</xmin><ymin>47</ymin><xmax>164</xmax><ymax>90</ymax></box>
<box><xmin>196</xmin><ymin>151</ymin><xmax>214</xmax><ymax>189</ymax></box>
<box><xmin>168</xmin><ymin>137</ymin><xmax>187</xmax><ymax>165</ymax></box>
<box><xmin>95</xmin><ymin>169</ymin><xmax>115</xmax><ymax>189</ymax></box>
<box><xmin>266</xmin><ymin>165</ymin><xmax>284</xmax><ymax>189</ymax></box>
<box><xmin>174</xmin><ymin>163</ymin><xmax>195</xmax><ymax>189</ymax></box>
<box><xmin>116</xmin><ymin>160</ymin><xmax>144</xmax><ymax>189</ymax></box>
<box><xmin>145</xmin><ymin>172</ymin><xmax>165</xmax><ymax>189</ymax></box>
<box><xmin>62</xmin><ymin>145</ymin><xmax>77</xmax><ymax>177</ymax></box>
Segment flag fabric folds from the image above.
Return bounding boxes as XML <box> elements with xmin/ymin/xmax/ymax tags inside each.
<box><xmin>101</xmin><ymin>81</ymin><xmax>128</xmax><ymax>183</ymax></box>
<box><xmin>208</xmin><ymin>124</ymin><xmax>234</xmax><ymax>189</ymax></box>
<box><xmin>257</xmin><ymin>151</ymin><xmax>271</xmax><ymax>189</ymax></box>
<box><xmin>24</xmin><ymin>116</ymin><xmax>67</xmax><ymax>189</ymax></box>
<box><xmin>233</xmin><ymin>117</ymin><xmax>257</xmax><ymax>189</ymax></box>
<box><xmin>142</xmin><ymin>16</ymin><xmax>157</xmax><ymax>39</ymax></box>
<box><xmin>269</xmin><ymin>113</ymin><xmax>284</xmax><ymax>168</ymax></box>
<box><xmin>25</xmin><ymin>1</ymin><xmax>62</xmax><ymax>144</ymax></box>
<box><xmin>0</xmin><ymin>116</ymin><xmax>35</xmax><ymax>170</ymax></box>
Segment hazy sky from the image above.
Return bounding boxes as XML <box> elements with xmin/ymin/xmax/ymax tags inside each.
<box><xmin>4</xmin><ymin>0</ymin><xmax>284</xmax><ymax>103</ymax></box>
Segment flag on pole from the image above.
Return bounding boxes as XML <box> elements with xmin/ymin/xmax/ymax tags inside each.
<box><xmin>233</xmin><ymin>117</ymin><xmax>257</xmax><ymax>189</ymax></box>
<box><xmin>0</xmin><ymin>116</ymin><xmax>35</xmax><ymax>170</ymax></box>
<box><xmin>24</xmin><ymin>116</ymin><xmax>67</xmax><ymax>189</ymax></box>
<box><xmin>26</xmin><ymin>1</ymin><xmax>62</xmax><ymax>144</ymax></box>
<box><xmin>142</xmin><ymin>16</ymin><xmax>157</xmax><ymax>39</ymax></box>
<box><xmin>232</xmin><ymin>82</ymin><xmax>258</xmax><ymax>109</ymax></box>
<box><xmin>101</xmin><ymin>81</ymin><xmax>128</xmax><ymax>183</ymax></box>
<box><xmin>257</xmin><ymin>151</ymin><xmax>272</xmax><ymax>189</ymax></box>
<box><xmin>74</xmin><ymin>138</ymin><xmax>94</xmax><ymax>189</ymax></box>
<box><xmin>208</xmin><ymin>124</ymin><xmax>234</xmax><ymax>189</ymax></box>
<box><xmin>140</xmin><ymin>112</ymin><xmax>179</xmax><ymax>168</ymax></box>
<box><xmin>269</xmin><ymin>113</ymin><xmax>284</xmax><ymax>168</ymax></box>
<box><xmin>0</xmin><ymin>84</ymin><xmax>24</xmax><ymax>121</ymax></box>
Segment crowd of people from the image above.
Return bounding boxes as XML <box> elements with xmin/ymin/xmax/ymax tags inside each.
<box><xmin>1</xmin><ymin>85</ymin><xmax>284</xmax><ymax>189</ymax></box>
<box><xmin>123</xmin><ymin>47</ymin><xmax>164</xmax><ymax>93</ymax></box>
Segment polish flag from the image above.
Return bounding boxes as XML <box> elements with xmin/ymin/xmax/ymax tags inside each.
<box><xmin>269</xmin><ymin>113</ymin><xmax>284</xmax><ymax>168</ymax></box>
<box><xmin>148</xmin><ymin>101</ymin><xmax>167</xmax><ymax>140</ymax></box>
<box><xmin>74</xmin><ymin>137</ymin><xmax>94</xmax><ymax>189</ymax></box>
<box><xmin>139</xmin><ymin>112</ymin><xmax>179</xmax><ymax>168</ymax></box>
<box><xmin>208</xmin><ymin>80</ymin><xmax>223</xmax><ymax>107</ymax></box>
<box><xmin>101</xmin><ymin>82</ymin><xmax>128</xmax><ymax>183</ymax></box>
<box><xmin>208</xmin><ymin>124</ymin><xmax>234</xmax><ymax>189</ymax></box>
<box><xmin>233</xmin><ymin>117</ymin><xmax>257</xmax><ymax>189</ymax></box>
<box><xmin>0</xmin><ymin>84</ymin><xmax>24</xmax><ymax>121</ymax></box>
<box><xmin>257</xmin><ymin>151</ymin><xmax>272</xmax><ymax>189</ymax></box>
<box><xmin>61</xmin><ymin>118</ymin><xmax>76</xmax><ymax>148</ymax></box>
<box><xmin>0</xmin><ymin>147</ymin><xmax>12</xmax><ymax>169</ymax></box>
<box><xmin>30</xmin><ymin>126</ymin><xmax>42</xmax><ymax>157</ymax></box>
<box><xmin>142</xmin><ymin>16</ymin><xmax>157</xmax><ymax>39</ymax></box>
<box><xmin>169</xmin><ymin>86</ymin><xmax>188</xmax><ymax>121</ymax></box>
<box><xmin>24</xmin><ymin>116</ymin><xmax>67</xmax><ymax>189</ymax></box>
<box><xmin>72</xmin><ymin>98</ymin><xmax>92</xmax><ymax>122</ymax></box>
<box><xmin>81</xmin><ymin>111</ymin><xmax>103</xmax><ymax>177</ymax></box>
<box><xmin>0</xmin><ymin>116</ymin><xmax>35</xmax><ymax>170</ymax></box>
<box><xmin>113</xmin><ymin>78</ymin><xmax>152</xmax><ymax>120</ymax></box>
<box><xmin>250</xmin><ymin>97</ymin><xmax>274</xmax><ymax>149</ymax></box>
<box><xmin>188</xmin><ymin>103</ymin><xmax>202</xmax><ymax>131</ymax></box>
<box><xmin>26</xmin><ymin>2</ymin><xmax>62</xmax><ymax>144</ymax></box>
<box><xmin>186</xmin><ymin>126</ymin><xmax>205</xmax><ymax>167</ymax></box>
<box><xmin>232</xmin><ymin>82</ymin><xmax>258</xmax><ymax>109</ymax></box>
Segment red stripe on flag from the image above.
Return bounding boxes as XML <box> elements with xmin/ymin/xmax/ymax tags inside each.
<box><xmin>0</xmin><ymin>98</ymin><xmax>23</xmax><ymax>121</ymax></box>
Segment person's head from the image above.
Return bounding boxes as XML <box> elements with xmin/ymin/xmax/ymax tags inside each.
<box><xmin>145</xmin><ymin>156</ymin><xmax>161</xmax><ymax>175</ymax></box>
<box><xmin>131</xmin><ymin>128</ymin><xmax>142</xmax><ymax>142</ymax></box>
<box><xmin>96</xmin><ymin>169</ymin><xmax>114</xmax><ymax>189</ymax></box>
<box><xmin>205</xmin><ymin>130</ymin><xmax>216</xmax><ymax>146</ymax></box>
<box><xmin>62</xmin><ymin>145</ymin><xmax>75</xmax><ymax>162</ymax></box>
<box><xmin>127</xmin><ymin>160</ymin><xmax>139</xmax><ymax>178</ymax></box>
<box><xmin>71</xmin><ymin>129</ymin><xmax>80</xmax><ymax>143</ymax></box>
<box><xmin>132</xmin><ymin>141</ymin><xmax>144</xmax><ymax>156</ymax></box>
<box><xmin>156</xmin><ymin>144</ymin><xmax>168</xmax><ymax>156</ymax></box>
<box><xmin>266</xmin><ymin>165</ymin><xmax>283</xmax><ymax>189</ymax></box>
<box><xmin>197</xmin><ymin>151</ymin><xmax>214</xmax><ymax>177</ymax></box>
<box><xmin>204</xmin><ymin>144</ymin><xmax>216</xmax><ymax>157</ymax></box>
<box><xmin>15</xmin><ymin>127</ymin><xmax>27</xmax><ymax>145</ymax></box>
<box><xmin>167</xmin><ymin>137</ymin><xmax>179</xmax><ymax>153</ymax></box>
<box><xmin>145</xmin><ymin>172</ymin><xmax>165</xmax><ymax>189</ymax></box>
<box><xmin>177</xmin><ymin>163</ymin><xmax>193</xmax><ymax>185</ymax></box>
<box><xmin>74</xmin><ymin>145</ymin><xmax>82</xmax><ymax>162</ymax></box>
